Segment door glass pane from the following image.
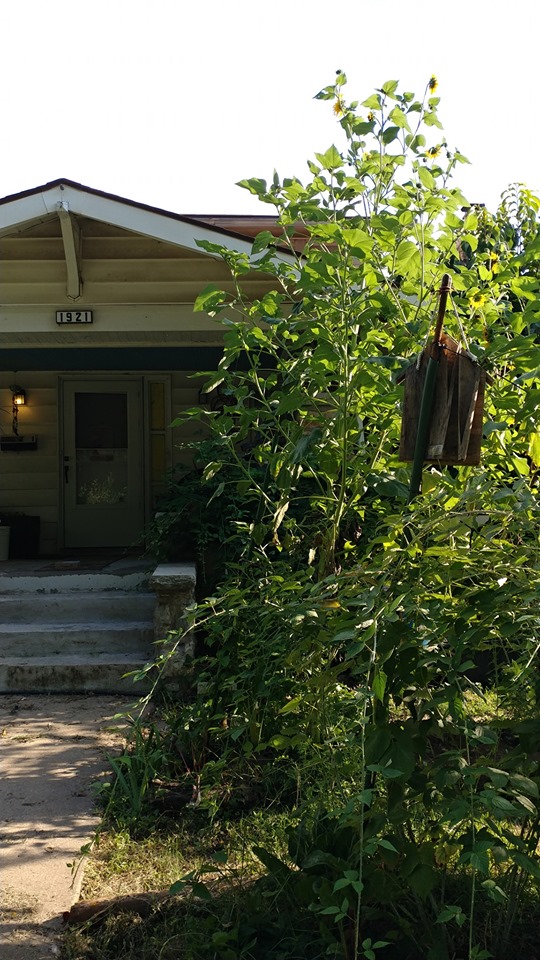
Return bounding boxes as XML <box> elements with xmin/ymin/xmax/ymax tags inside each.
<box><xmin>75</xmin><ymin>393</ymin><xmax>128</xmax><ymax>505</ymax></box>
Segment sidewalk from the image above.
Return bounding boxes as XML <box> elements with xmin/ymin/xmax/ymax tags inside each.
<box><xmin>0</xmin><ymin>695</ymin><xmax>131</xmax><ymax>959</ymax></box>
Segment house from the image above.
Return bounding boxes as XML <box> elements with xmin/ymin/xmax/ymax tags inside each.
<box><xmin>0</xmin><ymin>178</ymin><xmax>283</xmax><ymax>557</ymax></box>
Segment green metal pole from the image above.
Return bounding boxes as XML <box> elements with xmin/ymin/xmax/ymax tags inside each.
<box><xmin>407</xmin><ymin>274</ymin><xmax>452</xmax><ymax>504</ymax></box>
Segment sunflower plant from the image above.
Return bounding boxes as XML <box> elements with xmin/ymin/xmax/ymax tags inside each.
<box><xmin>149</xmin><ymin>76</ymin><xmax>540</xmax><ymax>959</ymax></box>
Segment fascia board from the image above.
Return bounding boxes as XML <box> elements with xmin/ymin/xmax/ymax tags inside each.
<box><xmin>58</xmin><ymin>183</ymin><xmax>257</xmax><ymax>257</ymax></box>
<box><xmin>0</xmin><ymin>191</ymin><xmax>53</xmax><ymax>237</ymax></box>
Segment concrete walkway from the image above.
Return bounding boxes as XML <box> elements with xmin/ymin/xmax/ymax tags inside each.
<box><xmin>0</xmin><ymin>695</ymin><xmax>131</xmax><ymax>959</ymax></box>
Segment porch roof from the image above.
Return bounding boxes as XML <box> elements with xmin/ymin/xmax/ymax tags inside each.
<box><xmin>0</xmin><ymin>178</ymin><xmax>275</xmax><ymax>258</ymax></box>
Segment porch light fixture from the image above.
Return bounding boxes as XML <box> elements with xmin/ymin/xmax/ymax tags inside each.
<box><xmin>9</xmin><ymin>385</ymin><xmax>26</xmax><ymax>438</ymax></box>
<box><xmin>0</xmin><ymin>384</ymin><xmax>37</xmax><ymax>450</ymax></box>
<box><xmin>10</xmin><ymin>385</ymin><xmax>26</xmax><ymax>406</ymax></box>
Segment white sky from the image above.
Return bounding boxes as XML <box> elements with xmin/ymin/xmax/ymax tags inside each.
<box><xmin>2</xmin><ymin>0</ymin><xmax>539</xmax><ymax>216</ymax></box>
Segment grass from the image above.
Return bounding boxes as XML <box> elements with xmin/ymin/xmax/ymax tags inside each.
<box><xmin>61</xmin><ymin>808</ymin><xmax>305</xmax><ymax>960</ymax></box>
<box><xmin>60</xmin><ymin>683</ymin><xmax>540</xmax><ymax>960</ymax></box>
<box><xmin>80</xmin><ymin>829</ymin><xmax>193</xmax><ymax>899</ymax></box>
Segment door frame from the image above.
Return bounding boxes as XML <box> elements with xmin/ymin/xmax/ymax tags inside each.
<box><xmin>57</xmin><ymin>370</ymin><xmax>173</xmax><ymax>549</ymax></box>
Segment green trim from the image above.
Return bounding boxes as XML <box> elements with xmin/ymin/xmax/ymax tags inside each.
<box><xmin>0</xmin><ymin>347</ymin><xmax>226</xmax><ymax>371</ymax></box>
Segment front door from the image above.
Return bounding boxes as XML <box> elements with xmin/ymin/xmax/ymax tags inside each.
<box><xmin>62</xmin><ymin>379</ymin><xmax>144</xmax><ymax>548</ymax></box>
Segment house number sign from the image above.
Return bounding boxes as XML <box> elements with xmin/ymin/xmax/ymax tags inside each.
<box><xmin>56</xmin><ymin>310</ymin><xmax>93</xmax><ymax>324</ymax></box>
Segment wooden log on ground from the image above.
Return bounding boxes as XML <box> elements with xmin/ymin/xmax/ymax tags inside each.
<box><xmin>63</xmin><ymin>891</ymin><xmax>173</xmax><ymax>926</ymax></box>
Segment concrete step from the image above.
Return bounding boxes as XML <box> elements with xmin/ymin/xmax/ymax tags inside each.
<box><xmin>0</xmin><ymin>621</ymin><xmax>155</xmax><ymax>657</ymax></box>
<box><xmin>0</xmin><ymin>654</ymin><xmax>154</xmax><ymax>694</ymax></box>
<box><xmin>0</xmin><ymin>561</ymin><xmax>196</xmax><ymax>694</ymax></box>
<box><xmin>0</xmin><ymin>570</ymin><xmax>157</xmax><ymax>692</ymax></box>
<box><xmin>0</xmin><ymin>568</ymin><xmax>151</xmax><ymax>594</ymax></box>
<box><xmin>0</xmin><ymin>591</ymin><xmax>156</xmax><ymax>623</ymax></box>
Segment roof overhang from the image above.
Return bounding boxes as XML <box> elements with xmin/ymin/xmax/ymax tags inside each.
<box><xmin>0</xmin><ymin>178</ymin><xmax>293</xmax><ymax>261</ymax></box>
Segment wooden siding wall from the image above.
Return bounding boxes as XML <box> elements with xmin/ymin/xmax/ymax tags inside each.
<box><xmin>170</xmin><ymin>371</ymin><xmax>209</xmax><ymax>470</ymax></box>
<box><xmin>0</xmin><ymin>371</ymin><xmax>58</xmax><ymax>554</ymax></box>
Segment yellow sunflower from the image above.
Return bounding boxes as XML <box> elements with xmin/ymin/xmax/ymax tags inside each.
<box><xmin>469</xmin><ymin>291</ymin><xmax>488</xmax><ymax>308</ymax></box>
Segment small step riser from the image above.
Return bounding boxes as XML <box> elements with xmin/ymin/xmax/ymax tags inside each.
<box><xmin>0</xmin><ymin>571</ymin><xmax>151</xmax><ymax>594</ymax></box>
<box><xmin>0</xmin><ymin>662</ymin><xmax>152</xmax><ymax>694</ymax></box>
<box><xmin>0</xmin><ymin>626</ymin><xmax>155</xmax><ymax>657</ymax></box>
<box><xmin>0</xmin><ymin>593</ymin><xmax>156</xmax><ymax>623</ymax></box>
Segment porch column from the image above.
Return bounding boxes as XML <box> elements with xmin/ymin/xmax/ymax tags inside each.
<box><xmin>149</xmin><ymin>563</ymin><xmax>197</xmax><ymax>681</ymax></box>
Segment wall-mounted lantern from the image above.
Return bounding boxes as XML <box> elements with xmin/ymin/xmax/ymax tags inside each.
<box><xmin>0</xmin><ymin>385</ymin><xmax>37</xmax><ymax>451</ymax></box>
<box><xmin>10</xmin><ymin>385</ymin><xmax>26</xmax><ymax>436</ymax></box>
<box><xmin>11</xmin><ymin>385</ymin><xmax>26</xmax><ymax>407</ymax></box>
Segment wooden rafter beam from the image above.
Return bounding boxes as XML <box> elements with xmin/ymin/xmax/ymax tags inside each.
<box><xmin>57</xmin><ymin>201</ymin><xmax>82</xmax><ymax>300</ymax></box>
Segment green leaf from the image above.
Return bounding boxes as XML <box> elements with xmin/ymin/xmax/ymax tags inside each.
<box><xmin>470</xmin><ymin>851</ymin><xmax>489</xmax><ymax>874</ymax></box>
<box><xmin>372</xmin><ymin>668</ymin><xmax>387</xmax><ymax>703</ymax></box>
<box><xmin>362</xmin><ymin>93</ymin><xmax>381</xmax><ymax>110</ymax></box>
<box><xmin>490</xmin><ymin>795</ymin><xmax>520</xmax><ymax>815</ymax></box>
<box><xmin>253</xmin><ymin>846</ymin><xmax>291</xmax><ymax>878</ymax></box>
<box><xmin>437</xmin><ymin>905</ymin><xmax>466</xmax><ymax>925</ymax></box>
<box><xmin>230</xmin><ymin>722</ymin><xmax>248</xmax><ymax>741</ymax></box>
<box><xmin>389</xmin><ymin>105</ymin><xmax>410</xmax><ymax>130</ymax></box>
<box><xmin>395</xmin><ymin>239</ymin><xmax>421</xmax><ymax>276</ymax></box>
<box><xmin>194</xmin><ymin>284</ymin><xmax>227</xmax><ymax>313</ymax></box>
<box><xmin>486</xmin><ymin>767</ymin><xmax>508</xmax><ymax>789</ymax></box>
<box><xmin>418</xmin><ymin>166</ymin><xmax>435</xmax><ymax>190</ymax></box>
<box><xmin>510</xmin><ymin>774</ymin><xmax>539</xmax><ymax>798</ymax></box>
<box><xmin>381</xmin><ymin>125</ymin><xmax>400</xmax><ymax>145</ymax></box>
<box><xmin>514</xmin><ymin>794</ymin><xmax>537</xmax><ymax>815</ymax></box>
<box><xmin>314</xmin><ymin>145</ymin><xmax>342</xmax><ymax>171</ymax></box>
<box><xmin>377</xmin><ymin>838</ymin><xmax>398</xmax><ymax>853</ymax></box>
<box><xmin>212</xmin><ymin>850</ymin><xmax>228</xmax><ymax>864</ymax></box>
<box><xmin>252</xmin><ymin>230</ymin><xmax>275</xmax><ymax>254</ymax></box>
<box><xmin>424</xmin><ymin>111</ymin><xmax>444</xmax><ymax>129</ymax></box>
<box><xmin>333</xmin><ymin>877</ymin><xmax>352</xmax><ymax>892</ymax></box>
<box><xmin>279</xmin><ymin>697</ymin><xmax>302</xmax><ymax>715</ymax></box>
<box><xmin>237</xmin><ymin>177</ymin><xmax>267</xmax><ymax>196</ymax></box>
<box><xmin>381</xmin><ymin>80</ymin><xmax>399</xmax><ymax>98</ymax></box>
<box><xmin>528</xmin><ymin>433</ymin><xmax>540</xmax><ymax>466</ymax></box>
<box><xmin>169</xmin><ymin>879</ymin><xmax>189</xmax><ymax>895</ymax></box>
<box><xmin>408</xmin><ymin>864</ymin><xmax>436</xmax><ymax>898</ymax></box>
<box><xmin>192</xmin><ymin>882</ymin><xmax>213</xmax><ymax>901</ymax></box>
<box><xmin>207</xmin><ymin>481</ymin><xmax>225</xmax><ymax>505</ymax></box>
<box><xmin>511</xmin><ymin>851</ymin><xmax>540</xmax><ymax>879</ymax></box>
<box><xmin>342</xmin><ymin>227</ymin><xmax>373</xmax><ymax>253</ymax></box>
<box><xmin>291</xmin><ymin>428</ymin><xmax>323</xmax><ymax>464</ymax></box>
<box><xmin>277</xmin><ymin>393</ymin><xmax>307</xmax><ymax>414</ymax></box>
<box><xmin>483</xmin><ymin>421</ymin><xmax>508</xmax><ymax>436</ymax></box>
